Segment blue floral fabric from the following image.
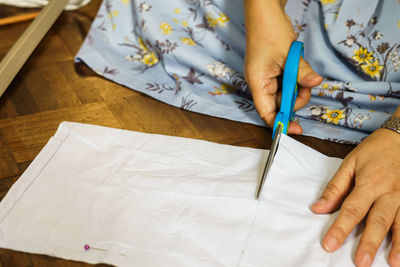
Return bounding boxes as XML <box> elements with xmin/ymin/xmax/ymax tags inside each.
<box><xmin>76</xmin><ymin>0</ymin><xmax>400</xmax><ymax>144</ymax></box>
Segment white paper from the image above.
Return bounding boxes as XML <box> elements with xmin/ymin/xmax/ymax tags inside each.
<box><xmin>0</xmin><ymin>122</ymin><xmax>390</xmax><ymax>266</ymax></box>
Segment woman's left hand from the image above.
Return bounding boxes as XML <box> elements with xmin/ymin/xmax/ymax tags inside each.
<box><xmin>311</xmin><ymin>127</ymin><xmax>400</xmax><ymax>267</ymax></box>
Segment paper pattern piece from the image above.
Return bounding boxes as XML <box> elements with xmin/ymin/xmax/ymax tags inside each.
<box><xmin>0</xmin><ymin>122</ymin><xmax>390</xmax><ymax>266</ymax></box>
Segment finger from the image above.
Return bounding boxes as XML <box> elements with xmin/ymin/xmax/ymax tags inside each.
<box><xmin>322</xmin><ymin>185</ymin><xmax>376</xmax><ymax>252</ymax></box>
<box><xmin>297</xmin><ymin>57</ymin><xmax>323</xmax><ymax>88</ymax></box>
<box><xmin>287</xmin><ymin>121</ymin><xmax>302</xmax><ymax>135</ymax></box>
<box><xmin>311</xmin><ymin>156</ymin><xmax>356</xmax><ymax>214</ymax></box>
<box><xmin>355</xmin><ymin>194</ymin><xmax>398</xmax><ymax>267</ymax></box>
<box><xmin>272</xmin><ymin>91</ymin><xmax>303</xmax><ymax>135</ymax></box>
<box><xmin>390</xmin><ymin>208</ymin><xmax>400</xmax><ymax>267</ymax></box>
<box><xmin>250</xmin><ymin>76</ymin><xmax>279</xmax><ymax>128</ymax></box>
<box><xmin>293</xmin><ymin>86</ymin><xmax>311</xmax><ymax>111</ymax></box>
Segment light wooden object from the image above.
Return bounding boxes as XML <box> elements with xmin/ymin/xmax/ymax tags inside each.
<box><xmin>0</xmin><ymin>11</ymin><xmax>40</xmax><ymax>27</ymax></box>
<box><xmin>0</xmin><ymin>0</ymin><xmax>69</xmax><ymax>98</ymax></box>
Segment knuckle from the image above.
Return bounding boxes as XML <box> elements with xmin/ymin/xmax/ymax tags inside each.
<box><xmin>329</xmin><ymin>225</ymin><xmax>347</xmax><ymax>241</ymax></box>
<box><xmin>368</xmin><ymin>214</ymin><xmax>391</xmax><ymax>231</ymax></box>
<box><xmin>298</xmin><ymin>62</ymin><xmax>311</xmax><ymax>73</ymax></box>
<box><xmin>392</xmin><ymin>219</ymin><xmax>400</xmax><ymax>232</ymax></box>
<box><xmin>341</xmin><ymin>205</ymin><xmax>363</xmax><ymax>222</ymax></box>
<box><xmin>360</xmin><ymin>240</ymin><xmax>378</xmax><ymax>252</ymax></box>
<box><xmin>388</xmin><ymin>183</ymin><xmax>400</xmax><ymax>193</ymax></box>
<box><xmin>244</xmin><ymin>75</ymin><xmax>258</xmax><ymax>90</ymax></box>
<box><xmin>298</xmin><ymin>62</ymin><xmax>312</xmax><ymax>75</ymax></box>
<box><xmin>257</xmin><ymin>111</ymin><xmax>273</xmax><ymax>126</ymax></box>
<box><xmin>259</xmin><ymin>113</ymin><xmax>268</xmax><ymax>123</ymax></box>
<box><xmin>324</xmin><ymin>183</ymin><xmax>342</xmax><ymax>197</ymax></box>
<box><xmin>293</xmin><ymin>100</ymin><xmax>307</xmax><ymax>111</ymax></box>
<box><xmin>262</xmin><ymin>65</ymin><xmax>282</xmax><ymax>78</ymax></box>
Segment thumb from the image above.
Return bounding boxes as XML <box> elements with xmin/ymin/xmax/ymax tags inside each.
<box><xmin>311</xmin><ymin>157</ymin><xmax>356</xmax><ymax>214</ymax></box>
<box><xmin>297</xmin><ymin>57</ymin><xmax>323</xmax><ymax>88</ymax></box>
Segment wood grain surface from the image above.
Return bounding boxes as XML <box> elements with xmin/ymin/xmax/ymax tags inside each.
<box><xmin>0</xmin><ymin>1</ymin><xmax>355</xmax><ymax>266</ymax></box>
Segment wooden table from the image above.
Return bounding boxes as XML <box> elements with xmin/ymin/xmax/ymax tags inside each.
<box><xmin>0</xmin><ymin>1</ymin><xmax>355</xmax><ymax>266</ymax></box>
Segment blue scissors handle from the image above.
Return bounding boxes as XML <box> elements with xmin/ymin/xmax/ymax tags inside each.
<box><xmin>272</xmin><ymin>41</ymin><xmax>304</xmax><ymax>137</ymax></box>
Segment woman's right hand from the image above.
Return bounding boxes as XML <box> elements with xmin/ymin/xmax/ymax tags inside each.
<box><xmin>243</xmin><ymin>0</ymin><xmax>322</xmax><ymax>134</ymax></box>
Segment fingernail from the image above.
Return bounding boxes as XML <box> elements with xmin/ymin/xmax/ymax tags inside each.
<box><xmin>312</xmin><ymin>198</ymin><xmax>326</xmax><ymax>208</ymax></box>
<box><xmin>323</xmin><ymin>236</ymin><xmax>338</xmax><ymax>252</ymax></box>
<box><xmin>359</xmin><ymin>253</ymin><xmax>372</xmax><ymax>267</ymax></box>
<box><xmin>305</xmin><ymin>72</ymin><xmax>320</xmax><ymax>81</ymax></box>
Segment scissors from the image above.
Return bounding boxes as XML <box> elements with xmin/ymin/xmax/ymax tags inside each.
<box><xmin>255</xmin><ymin>41</ymin><xmax>304</xmax><ymax>199</ymax></box>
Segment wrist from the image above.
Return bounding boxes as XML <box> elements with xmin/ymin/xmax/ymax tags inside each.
<box><xmin>243</xmin><ymin>0</ymin><xmax>285</xmax><ymax>32</ymax></box>
<box><xmin>380</xmin><ymin>115</ymin><xmax>400</xmax><ymax>135</ymax></box>
<box><xmin>373</xmin><ymin>128</ymin><xmax>400</xmax><ymax>147</ymax></box>
<box><xmin>244</xmin><ymin>0</ymin><xmax>295</xmax><ymax>46</ymax></box>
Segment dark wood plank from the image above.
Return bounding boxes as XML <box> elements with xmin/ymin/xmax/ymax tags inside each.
<box><xmin>7</xmin><ymin>71</ymin><xmax>40</xmax><ymax>117</ymax></box>
<box><xmin>0</xmin><ymin>176</ymin><xmax>19</xmax><ymax>201</ymax></box>
<box><xmin>38</xmin><ymin>63</ymin><xmax>84</xmax><ymax>108</ymax></box>
<box><xmin>0</xmin><ymin>22</ymin><xmax>29</xmax><ymax>56</ymax></box>
<box><xmin>0</xmin><ymin>248</ymin><xmax>110</xmax><ymax>267</ymax></box>
<box><xmin>29</xmin><ymin>253</ymin><xmax>109</xmax><ymax>267</ymax></box>
<box><xmin>0</xmin><ymin>102</ymin><xmax>120</xmax><ymax>163</ymax></box>
<box><xmin>57</xmin><ymin>62</ymin><xmax>103</xmax><ymax>105</ymax></box>
<box><xmin>0</xmin><ymin>131</ymin><xmax>19</xmax><ymax>179</ymax></box>
<box><xmin>0</xmin><ymin>248</ymin><xmax>33</xmax><ymax>267</ymax></box>
<box><xmin>17</xmin><ymin>161</ymin><xmax>32</xmax><ymax>173</ymax></box>
<box><xmin>0</xmin><ymin>90</ymin><xmax>18</xmax><ymax>119</ymax></box>
<box><xmin>293</xmin><ymin>135</ymin><xmax>355</xmax><ymax>158</ymax></box>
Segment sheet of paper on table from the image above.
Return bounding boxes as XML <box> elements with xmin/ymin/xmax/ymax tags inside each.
<box><xmin>0</xmin><ymin>122</ymin><xmax>390</xmax><ymax>266</ymax></box>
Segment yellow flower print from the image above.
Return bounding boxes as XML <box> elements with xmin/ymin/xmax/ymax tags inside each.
<box><xmin>174</xmin><ymin>8</ymin><xmax>181</xmax><ymax>14</ymax></box>
<box><xmin>398</xmin><ymin>20</ymin><xmax>400</xmax><ymax>29</ymax></box>
<box><xmin>217</xmin><ymin>13</ymin><xmax>230</xmax><ymax>27</ymax></box>
<box><xmin>180</xmin><ymin>37</ymin><xmax>196</xmax><ymax>46</ymax></box>
<box><xmin>322</xmin><ymin>108</ymin><xmax>345</xmax><ymax>124</ymax></box>
<box><xmin>209</xmin><ymin>84</ymin><xmax>233</xmax><ymax>96</ymax></box>
<box><xmin>320</xmin><ymin>82</ymin><xmax>340</xmax><ymax>94</ymax></box>
<box><xmin>320</xmin><ymin>0</ymin><xmax>336</xmax><ymax>4</ymax></box>
<box><xmin>173</xmin><ymin>18</ymin><xmax>179</xmax><ymax>24</ymax></box>
<box><xmin>121</xmin><ymin>0</ymin><xmax>129</xmax><ymax>4</ymax></box>
<box><xmin>140</xmin><ymin>52</ymin><xmax>159</xmax><ymax>66</ymax></box>
<box><xmin>160</xmin><ymin>22</ymin><xmax>172</xmax><ymax>35</ymax></box>
<box><xmin>206</xmin><ymin>13</ymin><xmax>230</xmax><ymax>27</ymax></box>
<box><xmin>172</xmin><ymin>73</ymin><xmax>179</xmax><ymax>82</ymax></box>
<box><xmin>108</xmin><ymin>10</ymin><xmax>119</xmax><ymax>19</ymax></box>
<box><xmin>205</xmin><ymin>13</ymin><xmax>218</xmax><ymax>27</ymax></box>
<box><xmin>181</xmin><ymin>21</ymin><xmax>189</xmax><ymax>27</ymax></box>
<box><xmin>368</xmin><ymin>95</ymin><xmax>376</xmax><ymax>101</ymax></box>
<box><xmin>352</xmin><ymin>46</ymin><xmax>373</xmax><ymax>64</ymax></box>
<box><xmin>138</xmin><ymin>37</ymin><xmax>148</xmax><ymax>52</ymax></box>
<box><xmin>361</xmin><ymin>60</ymin><xmax>383</xmax><ymax>79</ymax></box>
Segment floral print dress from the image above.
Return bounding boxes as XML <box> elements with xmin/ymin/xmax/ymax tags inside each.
<box><xmin>76</xmin><ymin>0</ymin><xmax>400</xmax><ymax>144</ymax></box>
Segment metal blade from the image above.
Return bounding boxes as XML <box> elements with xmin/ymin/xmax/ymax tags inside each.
<box><xmin>255</xmin><ymin>123</ymin><xmax>283</xmax><ymax>199</ymax></box>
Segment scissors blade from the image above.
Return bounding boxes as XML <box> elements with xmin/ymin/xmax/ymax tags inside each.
<box><xmin>255</xmin><ymin>123</ymin><xmax>283</xmax><ymax>199</ymax></box>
